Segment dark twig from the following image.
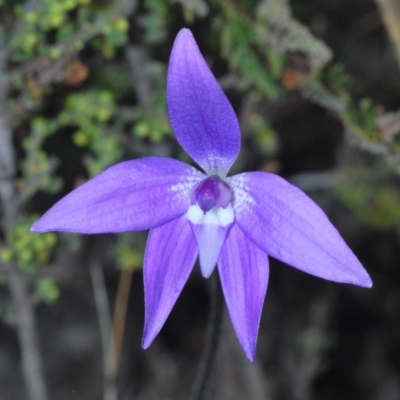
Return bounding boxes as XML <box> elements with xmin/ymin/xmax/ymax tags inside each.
<box><xmin>190</xmin><ymin>272</ymin><xmax>224</xmax><ymax>400</ymax></box>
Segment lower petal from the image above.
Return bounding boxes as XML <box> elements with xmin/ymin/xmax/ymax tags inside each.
<box><xmin>230</xmin><ymin>172</ymin><xmax>372</xmax><ymax>288</ymax></box>
<box><xmin>187</xmin><ymin>204</ymin><xmax>234</xmax><ymax>278</ymax></box>
<box><xmin>218</xmin><ymin>224</ymin><xmax>269</xmax><ymax>362</ymax></box>
<box><xmin>190</xmin><ymin>223</ymin><xmax>231</xmax><ymax>278</ymax></box>
<box><xmin>142</xmin><ymin>215</ymin><xmax>198</xmax><ymax>348</ymax></box>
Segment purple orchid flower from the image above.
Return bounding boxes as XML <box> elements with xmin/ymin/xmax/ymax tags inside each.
<box><xmin>31</xmin><ymin>28</ymin><xmax>372</xmax><ymax>361</ymax></box>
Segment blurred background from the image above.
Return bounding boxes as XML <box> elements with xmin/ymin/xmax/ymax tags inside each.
<box><xmin>1</xmin><ymin>0</ymin><xmax>400</xmax><ymax>399</ymax></box>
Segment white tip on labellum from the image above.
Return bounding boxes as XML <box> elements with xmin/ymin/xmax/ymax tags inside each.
<box><xmin>186</xmin><ymin>203</ymin><xmax>234</xmax><ymax>226</ymax></box>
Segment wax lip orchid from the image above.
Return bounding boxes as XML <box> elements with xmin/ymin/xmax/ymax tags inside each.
<box><xmin>31</xmin><ymin>28</ymin><xmax>372</xmax><ymax>361</ymax></box>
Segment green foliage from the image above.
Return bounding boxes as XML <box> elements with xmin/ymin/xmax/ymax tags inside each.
<box><xmin>218</xmin><ymin>0</ymin><xmax>333</xmax><ymax>99</ymax></box>
<box><xmin>132</xmin><ymin>91</ymin><xmax>172</xmax><ymax>142</ymax></box>
<box><xmin>140</xmin><ymin>0</ymin><xmax>170</xmax><ymax>44</ymax></box>
<box><xmin>58</xmin><ymin>90</ymin><xmax>122</xmax><ymax>176</ymax></box>
<box><xmin>247</xmin><ymin>112</ymin><xmax>278</xmax><ymax>156</ymax></box>
<box><xmin>33</xmin><ymin>277</ymin><xmax>60</xmax><ymax>304</ymax></box>
<box><xmin>100</xmin><ymin>16</ymin><xmax>130</xmax><ymax>58</ymax></box>
<box><xmin>173</xmin><ymin>0</ymin><xmax>209</xmax><ymax>22</ymax></box>
<box><xmin>342</xmin><ymin>97</ymin><xmax>380</xmax><ymax>142</ymax></box>
<box><xmin>1</xmin><ymin>216</ymin><xmax>57</xmax><ymax>272</ymax></box>
<box><xmin>114</xmin><ymin>234</ymin><xmax>144</xmax><ymax>271</ymax></box>
<box><xmin>336</xmin><ymin>169</ymin><xmax>400</xmax><ymax>229</ymax></box>
<box><xmin>255</xmin><ymin>0</ymin><xmax>332</xmax><ymax>72</ymax></box>
<box><xmin>9</xmin><ymin>0</ymin><xmax>128</xmax><ymax>62</ymax></box>
<box><xmin>220</xmin><ymin>8</ymin><xmax>281</xmax><ymax>97</ymax></box>
<box><xmin>323</xmin><ymin>64</ymin><xmax>350</xmax><ymax>93</ymax></box>
<box><xmin>0</xmin><ymin>0</ymin><xmax>118</xmax><ymax>297</ymax></box>
<box><xmin>21</xmin><ymin>117</ymin><xmax>63</xmax><ymax>200</ymax></box>
<box><xmin>301</xmin><ymin>80</ymin><xmax>345</xmax><ymax>113</ymax></box>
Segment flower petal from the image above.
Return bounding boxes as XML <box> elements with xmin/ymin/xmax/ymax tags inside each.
<box><xmin>31</xmin><ymin>157</ymin><xmax>204</xmax><ymax>233</ymax></box>
<box><xmin>187</xmin><ymin>204</ymin><xmax>234</xmax><ymax>277</ymax></box>
<box><xmin>167</xmin><ymin>28</ymin><xmax>240</xmax><ymax>176</ymax></box>
<box><xmin>142</xmin><ymin>215</ymin><xmax>198</xmax><ymax>348</ymax></box>
<box><xmin>230</xmin><ymin>172</ymin><xmax>372</xmax><ymax>287</ymax></box>
<box><xmin>218</xmin><ymin>224</ymin><xmax>269</xmax><ymax>361</ymax></box>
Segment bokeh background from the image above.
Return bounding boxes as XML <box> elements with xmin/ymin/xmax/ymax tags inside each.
<box><xmin>1</xmin><ymin>0</ymin><xmax>400</xmax><ymax>399</ymax></box>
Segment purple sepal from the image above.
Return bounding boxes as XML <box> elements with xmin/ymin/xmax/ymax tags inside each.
<box><xmin>31</xmin><ymin>157</ymin><xmax>204</xmax><ymax>234</ymax></box>
<box><xmin>230</xmin><ymin>172</ymin><xmax>372</xmax><ymax>288</ymax></box>
<box><xmin>218</xmin><ymin>224</ymin><xmax>269</xmax><ymax>362</ymax></box>
<box><xmin>142</xmin><ymin>215</ymin><xmax>198</xmax><ymax>349</ymax></box>
<box><xmin>167</xmin><ymin>29</ymin><xmax>240</xmax><ymax>176</ymax></box>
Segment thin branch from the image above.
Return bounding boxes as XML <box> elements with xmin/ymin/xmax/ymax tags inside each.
<box><xmin>5</xmin><ymin>266</ymin><xmax>48</xmax><ymax>400</ymax></box>
<box><xmin>0</xmin><ymin>38</ymin><xmax>48</xmax><ymax>400</ymax></box>
<box><xmin>0</xmin><ymin>41</ymin><xmax>17</xmax><ymax>233</ymax></box>
<box><xmin>89</xmin><ymin>259</ymin><xmax>118</xmax><ymax>400</ymax></box>
<box><xmin>375</xmin><ymin>0</ymin><xmax>400</xmax><ymax>71</ymax></box>
<box><xmin>110</xmin><ymin>267</ymin><xmax>133</xmax><ymax>380</ymax></box>
<box><xmin>125</xmin><ymin>46</ymin><xmax>153</xmax><ymax>106</ymax></box>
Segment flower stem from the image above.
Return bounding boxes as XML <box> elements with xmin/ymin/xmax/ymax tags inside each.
<box><xmin>190</xmin><ymin>272</ymin><xmax>224</xmax><ymax>400</ymax></box>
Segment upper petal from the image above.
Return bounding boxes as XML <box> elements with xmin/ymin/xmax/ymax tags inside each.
<box><xmin>31</xmin><ymin>157</ymin><xmax>204</xmax><ymax>233</ymax></box>
<box><xmin>230</xmin><ymin>172</ymin><xmax>372</xmax><ymax>288</ymax></box>
<box><xmin>142</xmin><ymin>215</ymin><xmax>198</xmax><ymax>348</ymax></box>
<box><xmin>218</xmin><ymin>224</ymin><xmax>269</xmax><ymax>362</ymax></box>
<box><xmin>167</xmin><ymin>28</ymin><xmax>240</xmax><ymax>176</ymax></box>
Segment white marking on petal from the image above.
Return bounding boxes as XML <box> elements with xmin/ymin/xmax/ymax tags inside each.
<box><xmin>215</xmin><ymin>205</ymin><xmax>234</xmax><ymax>226</ymax></box>
<box><xmin>186</xmin><ymin>204</ymin><xmax>234</xmax><ymax>227</ymax></box>
<box><xmin>229</xmin><ymin>175</ymin><xmax>255</xmax><ymax>213</ymax></box>
<box><xmin>170</xmin><ymin>176</ymin><xmax>202</xmax><ymax>194</ymax></box>
<box><xmin>186</xmin><ymin>204</ymin><xmax>205</xmax><ymax>224</ymax></box>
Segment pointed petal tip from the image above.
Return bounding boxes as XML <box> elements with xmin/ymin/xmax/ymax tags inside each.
<box><xmin>174</xmin><ymin>29</ymin><xmax>198</xmax><ymax>51</ymax></box>
<box><xmin>30</xmin><ymin>216</ymin><xmax>59</xmax><ymax>233</ymax></box>
<box><xmin>355</xmin><ymin>273</ymin><xmax>373</xmax><ymax>289</ymax></box>
<box><xmin>141</xmin><ymin>332</ymin><xmax>153</xmax><ymax>350</ymax></box>
<box><xmin>200</xmin><ymin>266</ymin><xmax>213</xmax><ymax>279</ymax></box>
<box><xmin>244</xmin><ymin>345</ymin><xmax>256</xmax><ymax>362</ymax></box>
<box><xmin>176</xmin><ymin>27</ymin><xmax>193</xmax><ymax>40</ymax></box>
<box><xmin>30</xmin><ymin>220</ymin><xmax>44</xmax><ymax>233</ymax></box>
<box><xmin>339</xmin><ymin>264</ymin><xmax>372</xmax><ymax>289</ymax></box>
<box><xmin>142</xmin><ymin>316</ymin><xmax>161</xmax><ymax>350</ymax></box>
<box><xmin>142</xmin><ymin>319</ymin><xmax>160</xmax><ymax>350</ymax></box>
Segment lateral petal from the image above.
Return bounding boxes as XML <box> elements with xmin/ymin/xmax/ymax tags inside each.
<box><xmin>31</xmin><ymin>157</ymin><xmax>204</xmax><ymax>233</ymax></box>
<box><xmin>167</xmin><ymin>28</ymin><xmax>240</xmax><ymax>176</ymax></box>
<box><xmin>218</xmin><ymin>224</ymin><xmax>269</xmax><ymax>362</ymax></box>
<box><xmin>142</xmin><ymin>216</ymin><xmax>198</xmax><ymax>348</ymax></box>
<box><xmin>230</xmin><ymin>172</ymin><xmax>372</xmax><ymax>288</ymax></box>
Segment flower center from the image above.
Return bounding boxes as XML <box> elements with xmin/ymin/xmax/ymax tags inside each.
<box><xmin>190</xmin><ymin>175</ymin><xmax>232</xmax><ymax>213</ymax></box>
<box><xmin>186</xmin><ymin>175</ymin><xmax>234</xmax><ymax>278</ymax></box>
